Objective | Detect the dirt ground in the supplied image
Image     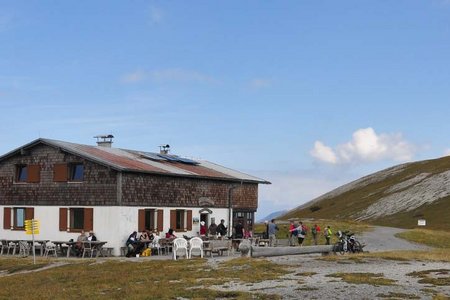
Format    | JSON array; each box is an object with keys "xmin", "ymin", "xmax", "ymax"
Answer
[{"xmin": 207, "ymin": 226, "xmax": 450, "ymax": 299}]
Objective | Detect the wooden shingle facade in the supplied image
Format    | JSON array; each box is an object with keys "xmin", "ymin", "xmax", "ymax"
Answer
[{"xmin": 0, "ymin": 138, "xmax": 269, "ymax": 255}]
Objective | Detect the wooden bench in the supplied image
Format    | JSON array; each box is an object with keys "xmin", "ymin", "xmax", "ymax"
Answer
[
  {"xmin": 100, "ymin": 247, "xmax": 114, "ymax": 257},
  {"xmin": 204, "ymin": 240, "xmax": 231, "ymax": 257}
]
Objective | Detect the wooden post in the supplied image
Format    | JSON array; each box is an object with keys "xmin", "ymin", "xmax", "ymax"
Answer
[{"xmin": 250, "ymin": 245, "xmax": 334, "ymax": 258}]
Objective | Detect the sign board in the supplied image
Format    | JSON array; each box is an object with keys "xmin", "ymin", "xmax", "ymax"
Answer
[
  {"xmin": 418, "ymin": 219, "xmax": 426, "ymax": 226},
  {"xmin": 25, "ymin": 219, "xmax": 40, "ymax": 235}
]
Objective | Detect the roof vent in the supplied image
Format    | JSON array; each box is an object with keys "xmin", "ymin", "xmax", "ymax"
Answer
[
  {"xmin": 94, "ymin": 134, "xmax": 114, "ymax": 148},
  {"xmin": 159, "ymin": 144, "xmax": 170, "ymax": 154}
]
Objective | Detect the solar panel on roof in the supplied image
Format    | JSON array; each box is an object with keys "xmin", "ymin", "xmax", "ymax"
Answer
[
  {"xmin": 157, "ymin": 154, "xmax": 198, "ymax": 165},
  {"xmin": 175, "ymin": 157, "xmax": 198, "ymax": 165},
  {"xmin": 140, "ymin": 152, "xmax": 165, "ymax": 161}
]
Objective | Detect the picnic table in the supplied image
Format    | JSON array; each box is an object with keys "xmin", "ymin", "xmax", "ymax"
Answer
[
  {"xmin": 52, "ymin": 240, "xmax": 77, "ymax": 257},
  {"xmin": 81, "ymin": 241, "xmax": 107, "ymax": 258}
]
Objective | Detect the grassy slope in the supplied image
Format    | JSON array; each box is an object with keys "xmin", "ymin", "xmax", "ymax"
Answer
[{"xmin": 281, "ymin": 156, "xmax": 450, "ymax": 230}]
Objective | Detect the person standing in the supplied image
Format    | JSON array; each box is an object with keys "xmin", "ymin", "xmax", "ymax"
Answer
[
  {"xmin": 264, "ymin": 220, "xmax": 269, "ymax": 239},
  {"xmin": 288, "ymin": 220, "xmax": 297, "ymax": 246},
  {"xmin": 234, "ymin": 220, "xmax": 244, "ymax": 239},
  {"xmin": 268, "ymin": 219, "xmax": 279, "ymax": 247},
  {"xmin": 208, "ymin": 219, "xmax": 218, "ymax": 237},
  {"xmin": 216, "ymin": 219, "xmax": 227, "ymax": 238},
  {"xmin": 324, "ymin": 226, "xmax": 332, "ymax": 245},
  {"xmin": 200, "ymin": 221, "xmax": 207, "ymax": 236},
  {"xmin": 297, "ymin": 222, "xmax": 306, "ymax": 246},
  {"xmin": 312, "ymin": 224, "xmax": 321, "ymax": 245}
]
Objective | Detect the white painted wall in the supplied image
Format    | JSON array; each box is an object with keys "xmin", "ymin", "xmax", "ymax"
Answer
[{"xmin": 0, "ymin": 206, "xmax": 231, "ymax": 256}]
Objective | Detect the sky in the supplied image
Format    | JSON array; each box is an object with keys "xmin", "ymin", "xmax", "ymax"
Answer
[{"xmin": 1, "ymin": 1, "xmax": 450, "ymax": 219}]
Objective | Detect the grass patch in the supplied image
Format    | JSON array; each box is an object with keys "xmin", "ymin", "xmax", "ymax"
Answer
[
  {"xmin": 218, "ymin": 257, "xmax": 289, "ymax": 283},
  {"xmin": 0, "ymin": 257, "xmax": 51, "ymax": 274},
  {"xmin": 407, "ymin": 269, "xmax": 450, "ymax": 286},
  {"xmin": 395, "ymin": 229, "xmax": 450, "ymax": 249},
  {"xmin": 319, "ymin": 249, "xmax": 450, "ymax": 263},
  {"xmin": 433, "ymin": 294, "xmax": 450, "ymax": 300},
  {"xmin": 326, "ymin": 272, "xmax": 396, "ymax": 286},
  {"xmin": 376, "ymin": 292, "xmax": 420, "ymax": 299},
  {"xmin": 294, "ymin": 272, "xmax": 317, "ymax": 277},
  {"xmin": 0, "ymin": 258, "xmax": 286, "ymax": 299},
  {"xmin": 364, "ymin": 249, "xmax": 450, "ymax": 262}
]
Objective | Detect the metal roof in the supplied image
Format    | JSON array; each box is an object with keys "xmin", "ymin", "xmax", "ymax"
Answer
[{"xmin": 0, "ymin": 138, "xmax": 270, "ymax": 184}]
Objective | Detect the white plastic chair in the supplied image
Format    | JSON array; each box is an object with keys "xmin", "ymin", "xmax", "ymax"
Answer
[
  {"xmin": 44, "ymin": 242, "xmax": 57, "ymax": 258},
  {"xmin": 151, "ymin": 236, "xmax": 162, "ymax": 255},
  {"xmin": 8, "ymin": 241, "xmax": 17, "ymax": 255},
  {"xmin": 18, "ymin": 241, "xmax": 30, "ymax": 257},
  {"xmin": 0, "ymin": 240, "xmax": 8, "ymax": 255},
  {"xmin": 188, "ymin": 237, "xmax": 203, "ymax": 259},
  {"xmin": 172, "ymin": 237, "xmax": 188, "ymax": 260}
]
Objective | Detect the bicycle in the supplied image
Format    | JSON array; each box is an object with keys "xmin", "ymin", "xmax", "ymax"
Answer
[{"xmin": 333, "ymin": 230, "xmax": 364, "ymax": 254}]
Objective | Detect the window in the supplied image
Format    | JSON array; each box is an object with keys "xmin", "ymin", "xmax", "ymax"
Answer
[
  {"xmin": 59, "ymin": 207, "xmax": 93, "ymax": 232},
  {"xmin": 16, "ymin": 165, "xmax": 28, "ymax": 182},
  {"xmin": 70, "ymin": 208, "xmax": 84, "ymax": 230},
  {"xmin": 15, "ymin": 164, "xmax": 40, "ymax": 183},
  {"xmin": 233, "ymin": 211, "xmax": 255, "ymax": 231},
  {"xmin": 138, "ymin": 209, "xmax": 164, "ymax": 232},
  {"xmin": 3, "ymin": 207, "xmax": 34, "ymax": 230},
  {"xmin": 69, "ymin": 163, "xmax": 84, "ymax": 181},
  {"xmin": 170, "ymin": 209, "xmax": 192, "ymax": 232},
  {"xmin": 14, "ymin": 208, "xmax": 25, "ymax": 229},
  {"xmin": 176, "ymin": 210, "xmax": 184, "ymax": 230}
]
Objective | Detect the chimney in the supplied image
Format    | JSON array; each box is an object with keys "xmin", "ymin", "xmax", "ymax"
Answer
[
  {"xmin": 94, "ymin": 135, "xmax": 114, "ymax": 148},
  {"xmin": 159, "ymin": 144, "xmax": 170, "ymax": 155}
]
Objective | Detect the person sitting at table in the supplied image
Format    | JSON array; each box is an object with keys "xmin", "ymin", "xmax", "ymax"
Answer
[
  {"xmin": 165, "ymin": 228, "xmax": 176, "ymax": 239},
  {"xmin": 75, "ymin": 230, "xmax": 87, "ymax": 256},
  {"xmin": 87, "ymin": 231, "xmax": 97, "ymax": 241},
  {"xmin": 126, "ymin": 231, "xmax": 139, "ymax": 257},
  {"xmin": 139, "ymin": 230, "xmax": 150, "ymax": 241}
]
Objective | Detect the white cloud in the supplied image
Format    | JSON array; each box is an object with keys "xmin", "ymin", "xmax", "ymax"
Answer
[
  {"xmin": 311, "ymin": 127, "xmax": 415, "ymax": 165},
  {"xmin": 120, "ymin": 68, "xmax": 216, "ymax": 84},
  {"xmin": 444, "ymin": 149, "xmax": 450, "ymax": 156},
  {"xmin": 249, "ymin": 78, "xmax": 272, "ymax": 89},
  {"xmin": 310, "ymin": 141, "xmax": 338, "ymax": 164}
]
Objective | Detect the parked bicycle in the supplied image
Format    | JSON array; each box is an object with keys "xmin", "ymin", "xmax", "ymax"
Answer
[{"xmin": 333, "ymin": 230, "xmax": 364, "ymax": 254}]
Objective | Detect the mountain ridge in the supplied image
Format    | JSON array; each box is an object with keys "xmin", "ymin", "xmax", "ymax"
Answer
[{"xmin": 280, "ymin": 155, "xmax": 450, "ymax": 230}]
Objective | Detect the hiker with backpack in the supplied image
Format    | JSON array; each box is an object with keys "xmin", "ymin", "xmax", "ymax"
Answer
[
  {"xmin": 311, "ymin": 224, "xmax": 321, "ymax": 245},
  {"xmin": 324, "ymin": 225, "xmax": 332, "ymax": 245},
  {"xmin": 297, "ymin": 222, "xmax": 308, "ymax": 246}
]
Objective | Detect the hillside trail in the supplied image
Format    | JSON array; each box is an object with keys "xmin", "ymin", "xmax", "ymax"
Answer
[{"xmin": 358, "ymin": 226, "xmax": 431, "ymax": 252}]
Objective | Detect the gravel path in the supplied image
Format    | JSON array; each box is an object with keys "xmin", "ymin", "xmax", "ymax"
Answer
[
  {"xmin": 209, "ymin": 226, "xmax": 449, "ymax": 299},
  {"xmin": 358, "ymin": 226, "xmax": 431, "ymax": 252}
]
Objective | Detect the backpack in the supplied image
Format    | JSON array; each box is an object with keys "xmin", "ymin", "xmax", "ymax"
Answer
[
  {"xmin": 311, "ymin": 227, "xmax": 317, "ymax": 235},
  {"xmin": 301, "ymin": 225, "xmax": 307, "ymax": 235},
  {"xmin": 141, "ymin": 248, "xmax": 151, "ymax": 257}
]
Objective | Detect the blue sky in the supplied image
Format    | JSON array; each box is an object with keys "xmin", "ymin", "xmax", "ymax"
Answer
[{"xmin": 1, "ymin": 1, "xmax": 450, "ymax": 218}]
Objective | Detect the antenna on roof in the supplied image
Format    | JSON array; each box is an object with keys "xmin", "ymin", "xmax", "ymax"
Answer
[
  {"xmin": 94, "ymin": 134, "xmax": 114, "ymax": 148},
  {"xmin": 159, "ymin": 144, "xmax": 170, "ymax": 155}
]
